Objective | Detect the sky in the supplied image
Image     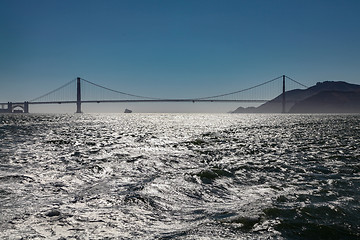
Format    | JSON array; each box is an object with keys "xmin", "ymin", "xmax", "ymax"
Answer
[{"xmin": 1, "ymin": 0, "xmax": 360, "ymax": 113}]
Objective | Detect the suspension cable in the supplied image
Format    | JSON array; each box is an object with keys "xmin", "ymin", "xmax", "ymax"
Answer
[
  {"xmin": 285, "ymin": 75, "xmax": 308, "ymax": 88},
  {"xmin": 193, "ymin": 76, "xmax": 283, "ymax": 100},
  {"xmin": 80, "ymin": 78, "xmax": 163, "ymax": 100},
  {"xmin": 30, "ymin": 78, "xmax": 76, "ymax": 102},
  {"xmin": 28, "ymin": 75, "xmax": 308, "ymax": 103}
]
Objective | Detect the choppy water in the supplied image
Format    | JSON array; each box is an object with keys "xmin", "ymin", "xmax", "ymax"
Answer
[{"xmin": 0, "ymin": 113, "xmax": 359, "ymax": 239}]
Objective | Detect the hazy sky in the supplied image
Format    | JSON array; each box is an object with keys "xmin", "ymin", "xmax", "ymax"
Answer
[{"xmin": 1, "ymin": 0, "xmax": 360, "ymax": 112}]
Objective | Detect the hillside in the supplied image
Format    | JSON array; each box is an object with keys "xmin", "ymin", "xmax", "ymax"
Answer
[
  {"xmin": 289, "ymin": 90, "xmax": 360, "ymax": 113},
  {"xmin": 232, "ymin": 81, "xmax": 360, "ymax": 113}
]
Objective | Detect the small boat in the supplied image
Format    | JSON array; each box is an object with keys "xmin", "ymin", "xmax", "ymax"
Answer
[{"xmin": 124, "ymin": 108, "xmax": 132, "ymax": 113}]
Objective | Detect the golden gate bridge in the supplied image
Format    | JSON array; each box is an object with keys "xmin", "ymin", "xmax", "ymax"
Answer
[{"xmin": 0, "ymin": 75, "xmax": 307, "ymax": 113}]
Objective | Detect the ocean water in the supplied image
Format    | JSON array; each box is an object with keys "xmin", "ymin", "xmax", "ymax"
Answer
[{"xmin": 0, "ymin": 113, "xmax": 359, "ymax": 240}]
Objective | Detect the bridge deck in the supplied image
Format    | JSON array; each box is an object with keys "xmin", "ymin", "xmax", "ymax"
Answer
[{"xmin": 1, "ymin": 99, "xmax": 270, "ymax": 105}]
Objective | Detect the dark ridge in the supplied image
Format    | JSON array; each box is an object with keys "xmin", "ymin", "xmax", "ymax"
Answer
[
  {"xmin": 290, "ymin": 90, "xmax": 360, "ymax": 113},
  {"xmin": 232, "ymin": 81, "xmax": 360, "ymax": 113}
]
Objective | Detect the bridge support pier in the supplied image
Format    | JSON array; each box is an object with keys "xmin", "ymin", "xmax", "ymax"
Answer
[
  {"xmin": 76, "ymin": 77, "xmax": 82, "ymax": 113},
  {"xmin": 282, "ymin": 75, "xmax": 286, "ymax": 113}
]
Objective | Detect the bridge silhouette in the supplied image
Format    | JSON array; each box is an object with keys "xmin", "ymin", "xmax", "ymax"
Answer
[{"xmin": 0, "ymin": 75, "xmax": 307, "ymax": 113}]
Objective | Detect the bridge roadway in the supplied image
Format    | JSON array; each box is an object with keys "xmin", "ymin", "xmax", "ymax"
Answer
[
  {"xmin": 1, "ymin": 75, "xmax": 302, "ymax": 112},
  {"xmin": 1, "ymin": 99, "xmax": 269, "ymax": 105}
]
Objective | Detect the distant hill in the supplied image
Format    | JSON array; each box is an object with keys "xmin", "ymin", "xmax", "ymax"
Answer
[
  {"xmin": 232, "ymin": 81, "xmax": 360, "ymax": 113},
  {"xmin": 289, "ymin": 90, "xmax": 360, "ymax": 113}
]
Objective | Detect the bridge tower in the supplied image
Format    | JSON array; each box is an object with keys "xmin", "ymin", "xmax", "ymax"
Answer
[
  {"xmin": 282, "ymin": 75, "xmax": 286, "ymax": 113},
  {"xmin": 24, "ymin": 101, "xmax": 29, "ymax": 113},
  {"xmin": 76, "ymin": 77, "xmax": 82, "ymax": 113},
  {"xmin": 7, "ymin": 102, "xmax": 12, "ymax": 113}
]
